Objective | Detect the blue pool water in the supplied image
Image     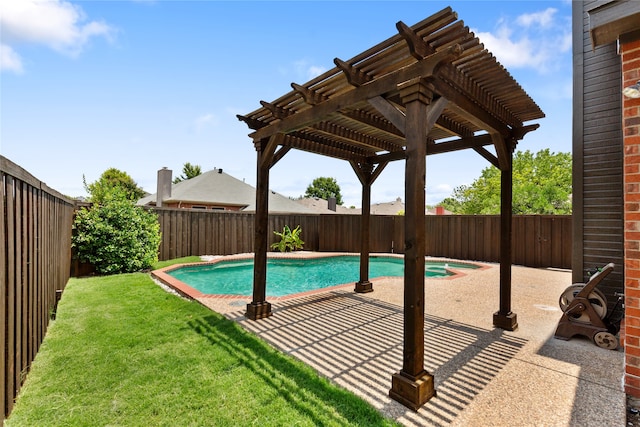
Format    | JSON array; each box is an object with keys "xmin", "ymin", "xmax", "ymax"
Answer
[{"xmin": 167, "ymin": 256, "xmax": 478, "ymax": 297}]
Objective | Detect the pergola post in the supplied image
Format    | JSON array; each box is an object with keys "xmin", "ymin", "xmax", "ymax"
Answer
[
  {"xmin": 246, "ymin": 136, "xmax": 278, "ymax": 320},
  {"xmin": 356, "ymin": 163, "xmax": 374, "ymax": 293},
  {"xmin": 389, "ymin": 78, "xmax": 436, "ymax": 410},
  {"xmin": 493, "ymin": 141, "xmax": 518, "ymax": 330}
]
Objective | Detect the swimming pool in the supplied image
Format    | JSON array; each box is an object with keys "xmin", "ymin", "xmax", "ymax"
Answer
[{"xmin": 163, "ymin": 255, "xmax": 478, "ymax": 298}]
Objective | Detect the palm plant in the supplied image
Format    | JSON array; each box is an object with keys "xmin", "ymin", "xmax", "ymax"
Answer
[{"xmin": 271, "ymin": 225, "xmax": 304, "ymax": 252}]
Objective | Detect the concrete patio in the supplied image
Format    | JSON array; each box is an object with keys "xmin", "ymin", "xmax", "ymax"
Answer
[{"xmin": 198, "ymin": 260, "xmax": 625, "ymax": 426}]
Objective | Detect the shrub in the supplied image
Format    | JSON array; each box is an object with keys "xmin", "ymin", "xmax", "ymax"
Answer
[{"xmin": 72, "ymin": 188, "xmax": 161, "ymax": 274}]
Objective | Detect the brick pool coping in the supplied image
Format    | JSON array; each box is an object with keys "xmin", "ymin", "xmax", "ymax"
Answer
[{"xmin": 150, "ymin": 252, "xmax": 487, "ymax": 302}]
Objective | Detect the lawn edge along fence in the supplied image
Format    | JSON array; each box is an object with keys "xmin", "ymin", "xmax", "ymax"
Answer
[{"xmin": 1, "ymin": 156, "xmax": 74, "ymax": 419}]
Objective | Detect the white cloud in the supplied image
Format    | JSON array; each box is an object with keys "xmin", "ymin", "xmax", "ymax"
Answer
[
  {"xmin": 430, "ymin": 183, "xmax": 454, "ymax": 194},
  {"xmin": 559, "ymin": 31, "xmax": 572, "ymax": 53},
  {"xmin": 516, "ymin": 8, "xmax": 557, "ymax": 28},
  {"xmin": 0, "ymin": 44, "xmax": 23, "ymax": 74},
  {"xmin": 289, "ymin": 59, "xmax": 327, "ymax": 81},
  {"xmin": 476, "ymin": 28, "xmax": 548, "ymax": 69},
  {"xmin": 307, "ymin": 65, "xmax": 327, "ymax": 80},
  {"xmin": 0, "ymin": 0, "xmax": 115, "ymax": 72},
  {"xmin": 193, "ymin": 113, "xmax": 218, "ymax": 132},
  {"xmin": 426, "ymin": 183, "xmax": 455, "ymax": 205},
  {"xmin": 473, "ymin": 7, "xmax": 570, "ymax": 73}
]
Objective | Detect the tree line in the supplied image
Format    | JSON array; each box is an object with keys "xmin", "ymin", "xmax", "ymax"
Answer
[{"xmin": 302, "ymin": 149, "xmax": 571, "ymax": 215}]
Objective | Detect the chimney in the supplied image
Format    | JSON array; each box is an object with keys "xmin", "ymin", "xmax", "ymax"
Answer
[
  {"xmin": 157, "ymin": 167, "xmax": 172, "ymax": 207},
  {"xmin": 328, "ymin": 196, "xmax": 337, "ymax": 212},
  {"xmin": 435, "ymin": 206, "xmax": 445, "ymax": 215}
]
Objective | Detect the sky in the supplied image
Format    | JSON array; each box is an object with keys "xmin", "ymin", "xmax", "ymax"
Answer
[{"xmin": 1, "ymin": 0, "xmax": 573, "ymax": 208}]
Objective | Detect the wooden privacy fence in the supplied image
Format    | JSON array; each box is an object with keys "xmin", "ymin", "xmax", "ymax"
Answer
[
  {"xmin": 1, "ymin": 156, "xmax": 74, "ymax": 419},
  {"xmin": 154, "ymin": 208, "xmax": 572, "ymax": 269}
]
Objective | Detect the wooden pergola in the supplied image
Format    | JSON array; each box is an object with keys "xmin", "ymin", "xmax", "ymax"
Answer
[{"xmin": 238, "ymin": 7, "xmax": 544, "ymax": 411}]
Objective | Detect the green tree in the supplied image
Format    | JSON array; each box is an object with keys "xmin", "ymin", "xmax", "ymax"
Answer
[
  {"xmin": 439, "ymin": 149, "xmax": 572, "ymax": 215},
  {"xmin": 72, "ymin": 187, "xmax": 161, "ymax": 274},
  {"xmin": 173, "ymin": 162, "xmax": 202, "ymax": 183},
  {"xmin": 304, "ymin": 177, "xmax": 344, "ymax": 205},
  {"xmin": 84, "ymin": 168, "xmax": 146, "ymax": 203}
]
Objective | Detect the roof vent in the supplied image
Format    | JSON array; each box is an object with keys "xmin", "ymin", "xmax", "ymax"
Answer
[{"xmin": 218, "ymin": 168, "xmax": 223, "ymax": 174}]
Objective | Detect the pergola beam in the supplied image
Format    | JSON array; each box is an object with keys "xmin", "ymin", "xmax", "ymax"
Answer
[
  {"xmin": 430, "ymin": 83, "xmax": 511, "ymax": 139},
  {"xmin": 334, "ymin": 57, "xmax": 373, "ymax": 86},
  {"xmin": 270, "ymin": 145, "xmax": 291, "ymax": 168},
  {"xmin": 397, "ymin": 17, "xmax": 522, "ymax": 138},
  {"xmin": 284, "ymin": 133, "xmax": 372, "ymax": 162},
  {"xmin": 367, "ymin": 96, "xmax": 407, "ymax": 133},
  {"xmin": 249, "ymin": 44, "xmax": 463, "ymax": 141},
  {"xmin": 260, "ymin": 100, "xmax": 294, "ymax": 120},
  {"xmin": 342, "ymin": 108, "xmax": 405, "ymax": 138},
  {"xmin": 429, "ymin": 134, "xmax": 492, "ymax": 154},
  {"xmin": 291, "ymin": 82, "xmax": 328, "ymax": 105},
  {"xmin": 436, "ymin": 115, "xmax": 474, "ymax": 138},
  {"xmin": 367, "ymin": 150, "xmax": 406, "ymax": 164},
  {"xmin": 311, "ymin": 120, "xmax": 403, "ymax": 152},
  {"xmin": 473, "ymin": 146, "xmax": 499, "ymax": 168},
  {"xmin": 397, "ymin": 20, "xmax": 432, "ymax": 60}
]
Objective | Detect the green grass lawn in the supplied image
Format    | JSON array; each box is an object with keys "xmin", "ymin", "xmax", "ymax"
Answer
[{"xmin": 6, "ymin": 258, "xmax": 399, "ymax": 426}]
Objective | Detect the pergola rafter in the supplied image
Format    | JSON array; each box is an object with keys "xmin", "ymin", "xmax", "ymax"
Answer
[
  {"xmin": 284, "ymin": 132, "xmax": 373, "ymax": 162},
  {"xmin": 238, "ymin": 6, "xmax": 544, "ymax": 411},
  {"xmin": 310, "ymin": 120, "xmax": 402, "ymax": 153},
  {"xmin": 340, "ymin": 108, "xmax": 405, "ymax": 140}
]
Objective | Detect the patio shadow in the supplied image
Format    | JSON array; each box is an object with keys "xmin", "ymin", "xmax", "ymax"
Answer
[
  {"xmin": 188, "ymin": 313, "xmax": 395, "ymax": 426},
  {"xmin": 229, "ymin": 291, "xmax": 528, "ymax": 426}
]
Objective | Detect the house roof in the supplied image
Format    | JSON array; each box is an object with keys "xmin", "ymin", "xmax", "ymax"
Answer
[
  {"xmin": 137, "ymin": 168, "xmax": 316, "ymax": 214},
  {"xmin": 242, "ymin": 194, "xmax": 318, "ymax": 214},
  {"xmin": 588, "ymin": 0, "xmax": 640, "ymax": 47},
  {"xmin": 294, "ymin": 197, "xmax": 358, "ymax": 214},
  {"xmin": 304, "ymin": 197, "xmax": 451, "ymax": 215},
  {"xmin": 368, "ymin": 198, "xmax": 406, "ymax": 215}
]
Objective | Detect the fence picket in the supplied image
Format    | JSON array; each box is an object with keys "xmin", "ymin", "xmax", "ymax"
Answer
[
  {"xmin": 1, "ymin": 156, "xmax": 73, "ymax": 420},
  {"xmin": 149, "ymin": 209, "xmax": 571, "ymax": 269}
]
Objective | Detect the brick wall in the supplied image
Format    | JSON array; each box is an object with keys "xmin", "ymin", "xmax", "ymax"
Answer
[{"xmin": 623, "ymin": 37, "xmax": 640, "ymax": 398}]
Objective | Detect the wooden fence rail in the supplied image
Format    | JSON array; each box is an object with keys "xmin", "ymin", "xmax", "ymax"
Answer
[
  {"xmin": 1, "ymin": 156, "xmax": 74, "ymax": 419},
  {"xmin": 153, "ymin": 208, "xmax": 572, "ymax": 269}
]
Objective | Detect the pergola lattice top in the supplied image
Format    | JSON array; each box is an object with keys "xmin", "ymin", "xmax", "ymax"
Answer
[{"xmin": 238, "ymin": 7, "xmax": 545, "ymax": 166}]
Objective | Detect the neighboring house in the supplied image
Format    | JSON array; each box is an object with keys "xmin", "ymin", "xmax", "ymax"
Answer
[
  {"xmin": 367, "ymin": 197, "xmax": 406, "ymax": 215},
  {"xmin": 295, "ymin": 197, "xmax": 358, "ymax": 214},
  {"xmin": 139, "ymin": 167, "xmax": 453, "ymax": 216},
  {"xmin": 296, "ymin": 196, "xmax": 450, "ymax": 215},
  {"xmin": 137, "ymin": 167, "xmax": 316, "ymax": 214}
]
